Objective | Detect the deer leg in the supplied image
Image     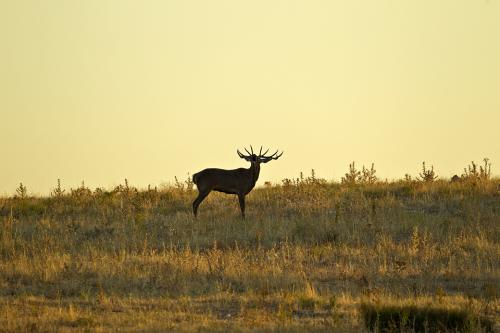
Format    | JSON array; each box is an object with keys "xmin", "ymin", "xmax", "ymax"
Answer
[
  {"xmin": 238, "ymin": 194, "xmax": 246, "ymax": 219},
  {"xmin": 193, "ymin": 190, "xmax": 210, "ymax": 217}
]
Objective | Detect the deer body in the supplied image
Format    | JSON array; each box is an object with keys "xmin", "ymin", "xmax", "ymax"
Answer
[
  {"xmin": 194, "ymin": 164, "xmax": 260, "ymax": 195},
  {"xmin": 192, "ymin": 146, "xmax": 281, "ymax": 218}
]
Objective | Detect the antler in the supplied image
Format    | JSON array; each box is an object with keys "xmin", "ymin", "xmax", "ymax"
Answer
[
  {"xmin": 259, "ymin": 148, "xmax": 284, "ymax": 163},
  {"xmin": 238, "ymin": 147, "xmax": 253, "ymax": 161},
  {"xmin": 237, "ymin": 146, "xmax": 283, "ymax": 163},
  {"xmin": 260, "ymin": 146, "xmax": 269, "ymax": 157}
]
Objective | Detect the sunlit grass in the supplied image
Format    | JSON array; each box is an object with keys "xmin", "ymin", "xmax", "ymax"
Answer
[{"xmin": 0, "ymin": 173, "xmax": 499, "ymax": 332}]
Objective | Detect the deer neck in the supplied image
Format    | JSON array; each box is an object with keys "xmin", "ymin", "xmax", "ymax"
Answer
[{"xmin": 249, "ymin": 162, "xmax": 261, "ymax": 186}]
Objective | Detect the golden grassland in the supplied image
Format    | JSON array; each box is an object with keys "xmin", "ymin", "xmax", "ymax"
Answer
[{"xmin": 0, "ymin": 174, "xmax": 499, "ymax": 332}]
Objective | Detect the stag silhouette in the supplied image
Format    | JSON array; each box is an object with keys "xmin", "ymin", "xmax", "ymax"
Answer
[{"xmin": 192, "ymin": 146, "xmax": 283, "ymax": 218}]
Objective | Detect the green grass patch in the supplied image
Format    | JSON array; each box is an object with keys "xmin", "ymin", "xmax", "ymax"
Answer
[{"xmin": 361, "ymin": 303, "xmax": 494, "ymax": 332}]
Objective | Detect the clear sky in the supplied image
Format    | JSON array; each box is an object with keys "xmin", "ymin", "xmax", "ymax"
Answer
[{"xmin": 1, "ymin": 0, "xmax": 499, "ymax": 195}]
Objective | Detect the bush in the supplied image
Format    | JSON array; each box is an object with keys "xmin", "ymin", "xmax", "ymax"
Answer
[
  {"xmin": 462, "ymin": 158, "xmax": 491, "ymax": 183},
  {"xmin": 341, "ymin": 162, "xmax": 378, "ymax": 185},
  {"xmin": 418, "ymin": 162, "xmax": 438, "ymax": 183}
]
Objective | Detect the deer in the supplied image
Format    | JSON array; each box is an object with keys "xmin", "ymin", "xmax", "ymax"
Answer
[{"xmin": 192, "ymin": 146, "xmax": 283, "ymax": 218}]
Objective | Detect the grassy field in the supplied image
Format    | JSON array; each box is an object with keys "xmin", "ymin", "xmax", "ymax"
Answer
[{"xmin": 0, "ymin": 171, "xmax": 499, "ymax": 332}]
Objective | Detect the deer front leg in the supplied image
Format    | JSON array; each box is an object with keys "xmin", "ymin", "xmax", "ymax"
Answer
[{"xmin": 237, "ymin": 194, "xmax": 246, "ymax": 219}]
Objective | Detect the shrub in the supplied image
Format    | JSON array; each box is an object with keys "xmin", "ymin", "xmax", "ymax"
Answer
[
  {"xmin": 462, "ymin": 158, "xmax": 491, "ymax": 183},
  {"xmin": 361, "ymin": 163, "xmax": 378, "ymax": 184},
  {"xmin": 50, "ymin": 179, "xmax": 66, "ymax": 198},
  {"xmin": 341, "ymin": 162, "xmax": 377, "ymax": 185},
  {"xmin": 418, "ymin": 162, "xmax": 438, "ymax": 182},
  {"xmin": 342, "ymin": 162, "xmax": 361, "ymax": 185},
  {"xmin": 15, "ymin": 182, "xmax": 28, "ymax": 199}
]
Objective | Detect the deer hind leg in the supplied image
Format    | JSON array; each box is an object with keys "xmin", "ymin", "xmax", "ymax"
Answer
[
  {"xmin": 238, "ymin": 194, "xmax": 246, "ymax": 219},
  {"xmin": 193, "ymin": 190, "xmax": 210, "ymax": 217}
]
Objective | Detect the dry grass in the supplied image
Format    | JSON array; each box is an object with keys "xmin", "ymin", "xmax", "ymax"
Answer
[{"xmin": 0, "ymin": 177, "xmax": 499, "ymax": 332}]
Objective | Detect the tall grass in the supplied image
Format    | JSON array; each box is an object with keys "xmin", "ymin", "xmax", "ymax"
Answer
[{"xmin": 0, "ymin": 173, "xmax": 499, "ymax": 332}]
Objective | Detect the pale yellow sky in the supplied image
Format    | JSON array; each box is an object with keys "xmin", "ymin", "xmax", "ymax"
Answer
[{"xmin": 1, "ymin": 0, "xmax": 499, "ymax": 194}]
